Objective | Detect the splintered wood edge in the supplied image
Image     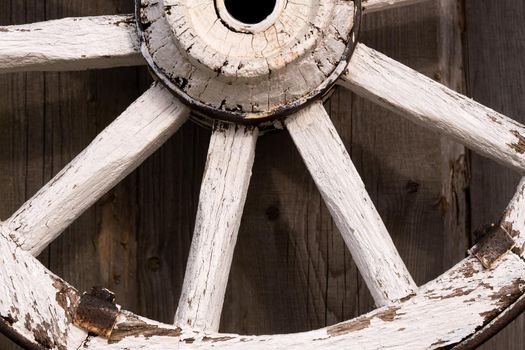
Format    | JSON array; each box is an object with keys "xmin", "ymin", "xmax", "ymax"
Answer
[{"xmin": 362, "ymin": 0, "xmax": 432, "ymax": 13}]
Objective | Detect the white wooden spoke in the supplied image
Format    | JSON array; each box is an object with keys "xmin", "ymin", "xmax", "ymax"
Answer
[
  {"xmin": 285, "ymin": 101, "xmax": 417, "ymax": 306},
  {"xmin": 339, "ymin": 44, "xmax": 525, "ymax": 175},
  {"xmin": 0, "ymin": 15, "xmax": 143, "ymax": 73},
  {"xmin": 363, "ymin": 0, "xmax": 430, "ymax": 13},
  {"xmin": 174, "ymin": 123, "xmax": 258, "ymax": 332},
  {"xmin": 84, "ymin": 254, "xmax": 525, "ymax": 349},
  {"xmin": 0, "ymin": 227, "xmax": 88, "ymax": 349},
  {"xmin": 4, "ymin": 83, "xmax": 190, "ymax": 257}
]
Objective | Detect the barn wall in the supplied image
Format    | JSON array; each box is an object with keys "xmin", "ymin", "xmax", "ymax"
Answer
[
  {"xmin": 465, "ymin": 1, "xmax": 525, "ymax": 349},
  {"xmin": 0, "ymin": 0, "xmax": 522, "ymax": 349}
]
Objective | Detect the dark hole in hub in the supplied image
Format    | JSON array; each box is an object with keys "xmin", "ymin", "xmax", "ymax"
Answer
[{"xmin": 224, "ymin": 0, "xmax": 277, "ymax": 25}]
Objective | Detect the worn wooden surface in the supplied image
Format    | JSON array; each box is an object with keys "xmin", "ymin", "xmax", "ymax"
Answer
[{"xmin": 0, "ymin": 1, "xmax": 521, "ymax": 349}]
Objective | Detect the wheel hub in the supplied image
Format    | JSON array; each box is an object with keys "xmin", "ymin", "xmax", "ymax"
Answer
[{"xmin": 136, "ymin": 0, "xmax": 361, "ymax": 124}]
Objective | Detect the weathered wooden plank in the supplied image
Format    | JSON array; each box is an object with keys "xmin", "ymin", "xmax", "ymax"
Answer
[
  {"xmin": 221, "ymin": 109, "xmax": 359, "ymax": 334},
  {"xmin": 346, "ymin": 0, "xmax": 458, "ymax": 315},
  {"xmin": 286, "ymin": 101, "xmax": 417, "ymax": 306},
  {"xmin": 437, "ymin": 0, "xmax": 470, "ymax": 271},
  {"xmin": 0, "ymin": 15, "xmax": 143, "ymax": 73},
  {"xmin": 4, "ymin": 83, "xmax": 189, "ymax": 256},
  {"xmin": 135, "ymin": 122, "xmax": 209, "ymax": 325},
  {"xmin": 339, "ymin": 43, "xmax": 525, "ymax": 175},
  {"xmin": 465, "ymin": 1, "xmax": 525, "ymax": 348},
  {"xmin": 174, "ymin": 123, "xmax": 258, "ymax": 332}
]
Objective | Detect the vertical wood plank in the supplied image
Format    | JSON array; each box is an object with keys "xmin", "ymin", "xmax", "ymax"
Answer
[
  {"xmin": 437, "ymin": 0, "xmax": 470, "ymax": 273},
  {"xmin": 466, "ymin": 1, "xmax": 525, "ymax": 349}
]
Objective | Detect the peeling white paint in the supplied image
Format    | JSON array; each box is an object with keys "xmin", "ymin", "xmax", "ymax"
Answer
[
  {"xmin": 340, "ymin": 44, "xmax": 525, "ymax": 175},
  {"xmin": 286, "ymin": 102, "xmax": 417, "ymax": 306},
  {"xmin": 175, "ymin": 123, "xmax": 258, "ymax": 332},
  {"xmin": 0, "ymin": 15, "xmax": 144, "ymax": 73},
  {"xmin": 6, "ymin": 83, "xmax": 190, "ymax": 256}
]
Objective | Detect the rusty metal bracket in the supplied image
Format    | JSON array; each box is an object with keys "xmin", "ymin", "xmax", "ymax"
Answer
[
  {"xmin": 73, "ymin": 287, "xmax": 120, "ymax": 338},
  {"xmin": 469, "ymin": 224, "xmax": 516, "ymax": 269}
]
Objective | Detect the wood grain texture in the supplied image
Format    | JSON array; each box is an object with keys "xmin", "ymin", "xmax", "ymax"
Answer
[
  {"xmin": 0, "ymin": 15, "xmax": 143, "ymax": 73},
  {"xmin": 465, "ymin": 1, "xmax": 525, "ymax": 349},
  {"xmin": 175, "ymin": 123, "xmax": 258, "ymax": 332},
  {"xmin": 0, "ymin": 226, "xmax": 88, "ymax": 349},
  {"xmin": 286, "ymin": 102, "xmax": 417, "ymax": 306},
  {"xmin": 5, "ymin": 83, "xmax": 189, "ymax": 256}
]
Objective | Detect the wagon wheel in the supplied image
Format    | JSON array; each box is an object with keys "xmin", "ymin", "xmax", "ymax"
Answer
[{"xmin": 1, "ymin": 0, "xmax": 525, "ymax": 349}]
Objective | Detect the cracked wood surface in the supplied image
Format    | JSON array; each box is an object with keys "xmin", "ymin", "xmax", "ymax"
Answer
[
  {"xmin": 4, "ymin": 83, "xmax": 189, "ymax": 256},
  {"xmin": 340, "ymin": 43, "xmax": 525, "ymax": 175},
  {"xmin": 286, "ymin": 102, "xmax": 417, "ymax": 306},
  {"xmin": 174, "ymin": 123, "xmax": 258, "ymax": 332},
  {"xmin": 0, "ymin": 225, "xmax": 87, "ymax": 349},
  {"xmin": 0, "ymin": 0, "xmax": 428, "ymax": 75},
  {"xmin": 0, "ymin": 15, "xmax": 143, "ymax": 73},
  {"xmin": 140, "ymin": 0, "xmax": 356, "ymax": 120}
]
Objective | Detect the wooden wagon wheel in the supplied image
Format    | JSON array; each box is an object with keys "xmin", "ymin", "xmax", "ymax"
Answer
[{"xmin": 1, "ymin": 0, "xmax": 525, "ymax": 349}]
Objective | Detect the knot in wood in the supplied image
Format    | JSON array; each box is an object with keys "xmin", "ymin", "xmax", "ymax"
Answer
[{"xmin": 137, "ymin": 0, "xmax": 361, "ymax": 123}]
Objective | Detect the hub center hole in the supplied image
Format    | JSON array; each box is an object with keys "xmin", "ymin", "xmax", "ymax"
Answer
[{"xmin": 224, "ymin": 0, "xmax": 277, "ymax": 25}]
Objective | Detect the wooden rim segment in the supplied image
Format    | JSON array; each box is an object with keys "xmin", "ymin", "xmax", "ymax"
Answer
[
  {"xmin": 2, "ymin": 212, "xmax": 525, "ymax": 349},
  {"xmin": 3, "ymin": 0, "xmax": 525, "ymax": 349}
]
